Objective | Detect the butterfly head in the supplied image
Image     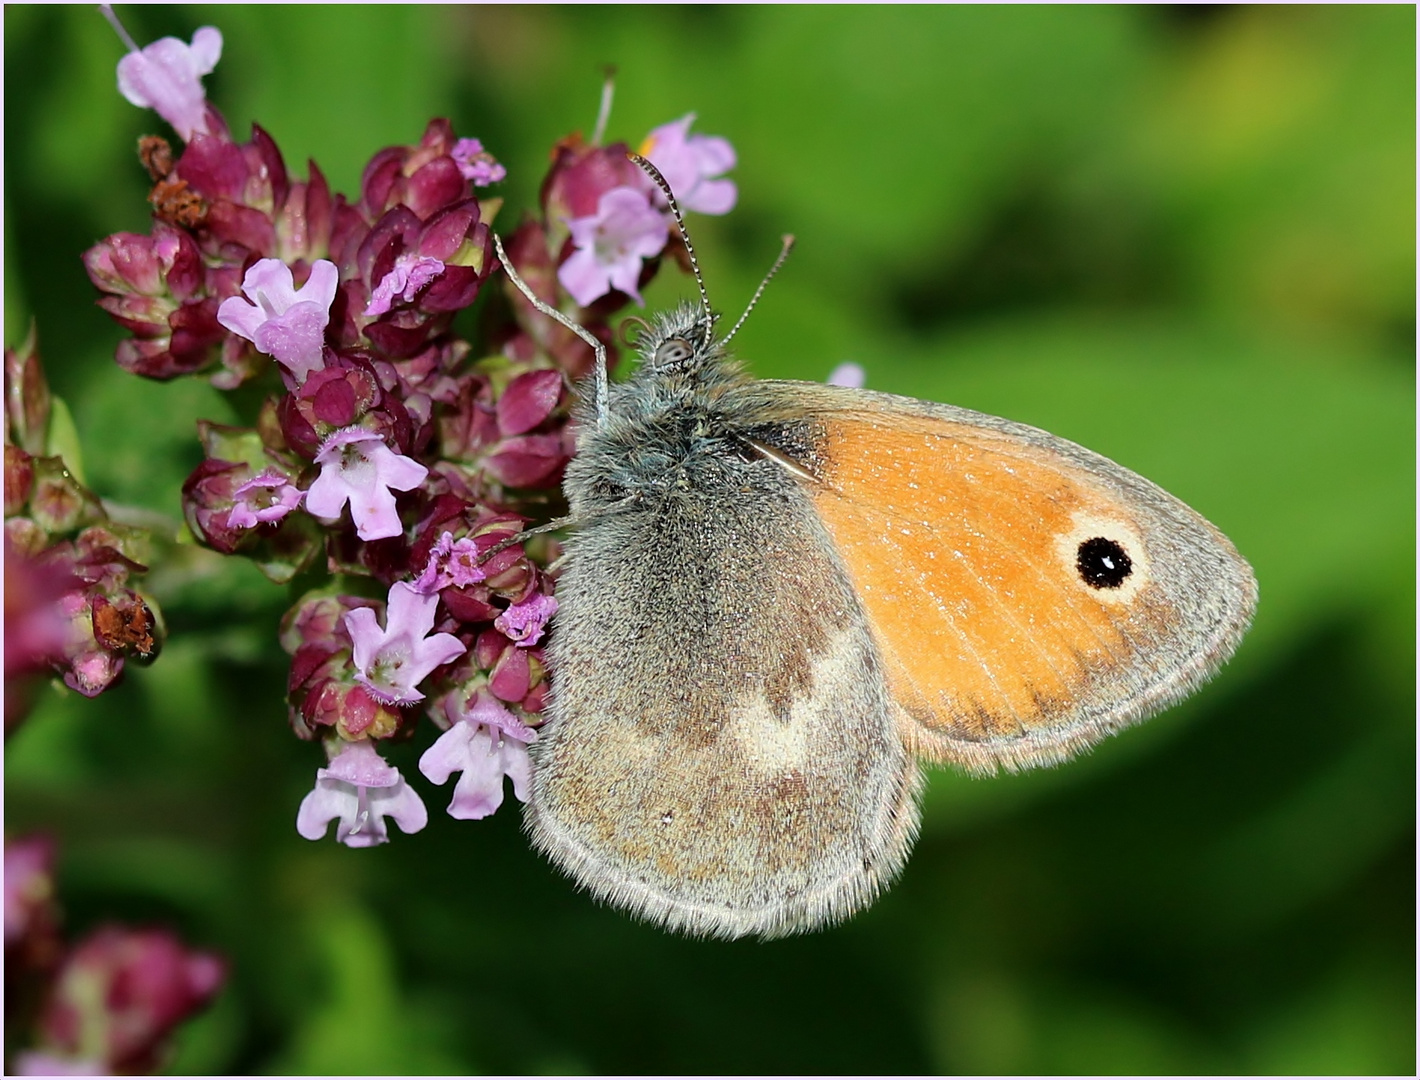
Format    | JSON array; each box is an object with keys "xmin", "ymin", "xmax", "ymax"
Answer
[{"xmin": 630, "ymin": 302, "xmax": 723, "ymax": 375}]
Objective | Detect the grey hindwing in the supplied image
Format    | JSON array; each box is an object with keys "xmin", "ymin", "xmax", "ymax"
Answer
[{"xmin": 527, "ymin": 458, "xmax": 921, "ymax": 940}]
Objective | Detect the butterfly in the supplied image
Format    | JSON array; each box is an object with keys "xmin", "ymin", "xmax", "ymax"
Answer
[{"xmin": 494, "ymin": 156, "xmax": 1257, "ymax": 940}]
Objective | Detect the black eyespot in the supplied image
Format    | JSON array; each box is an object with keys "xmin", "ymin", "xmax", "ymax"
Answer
[
  {"xmin": 653, "ymin": 338, "xmax": 694, "ymax": 367},
  {"xmin": 1077, "ymin": 536, "xmax": 1133, "ymax": 589}
]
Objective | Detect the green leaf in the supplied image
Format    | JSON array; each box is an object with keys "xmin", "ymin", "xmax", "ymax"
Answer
[{"xmin": 44, "ymin": 393, "xmax": 85, "ymax": 485}]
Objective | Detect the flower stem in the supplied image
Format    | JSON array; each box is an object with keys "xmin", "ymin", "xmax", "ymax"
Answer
[
  {"xmin": 591, "ymin": 66, "xmax": 616, "ymax": 146},
  {"xmin": 99, "ymin": 4, "xmax": 141, "ymax": 54}
]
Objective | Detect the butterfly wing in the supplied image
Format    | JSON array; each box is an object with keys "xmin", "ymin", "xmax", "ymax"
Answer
[
  {"xmin": 743, "ymin": 381, "xmax": 1258, "ymax": 774},
  {"xmin": 530, "ymin": 451, "xmax": 921, "ymax": 939}
]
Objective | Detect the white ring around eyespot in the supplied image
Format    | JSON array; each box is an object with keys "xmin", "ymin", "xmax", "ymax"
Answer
[{"xmin": 1053, "ymin": 510, "xmax": 1150, "ymax": 605}]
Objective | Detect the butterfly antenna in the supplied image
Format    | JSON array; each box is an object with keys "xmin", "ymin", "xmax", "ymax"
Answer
[
  {"xmin": 493, "ymin": 232, "xmax": 609, "ymax": 428},
  {"xmin": 629, "ymin": 152, "xmax": 715, "ymax": 340},
  {"xmin": 722, "ymin": 234, "xmax": 795, "ymax": 347}
]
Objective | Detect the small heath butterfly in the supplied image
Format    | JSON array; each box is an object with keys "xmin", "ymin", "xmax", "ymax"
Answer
[{"xmin": 496, "ymin": 156, "xmax": 1257, "ymax": 940}]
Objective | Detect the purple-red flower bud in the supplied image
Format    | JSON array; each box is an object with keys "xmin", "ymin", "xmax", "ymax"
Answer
[
  {"xmin": 6, "ymin": 445, "xmax": 35, "ymax": 517},
  {"xmin": 55, "ymin": 588, "xmax": 125, "ymax": 698},
  {"xmin": 181, "ymin": 458, "xmax": 251, "ymax": 554},
  {"xmin": 359, "ymin": 119, "xmax": 470, "ymax": 222},
  {"xmin": 305, "ymin": 679, "xmax": 403, "ymax": 742},
  {"xmin": 496, "ymin": 369, "xmax": 564, "ymax": 436},
  {"xmin": 482, "ymin": 432, "xmax": 570, "ymax": 490},
  {"xmin": 27, "ymin": 457, "xmax": 105, "ymax": 536},
  {"xmin": 5, "ymin": 329, "xmax": 52, "ymax": 455},
  {"xmin": 107, "ymin": 297, "xmax": 226, "ymax": 381},
  {"xmin": 275, "ymin": 161, "xmax": 334, "ymax": 265},
  {"xmin": 279, "ymin": 592, "xmax": 374, "ymax": 655},
  {"xmin": 26, "ymin": 924, "xmax": 224, "ymax": 1075}
]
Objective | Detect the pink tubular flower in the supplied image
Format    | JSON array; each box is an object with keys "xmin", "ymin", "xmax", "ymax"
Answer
[
  {"xmin": 639, "ymin": 114, "xmax": 737, "ymax": 215},
  {"xmin": 344, "ymin": 581, "xmax": 465, "ymax": 704},
  {"xmin": 451, "ymin": 138, "xmax": 507, "ymax": 187},
  {"xmin": 296, "ymin": 739, "xmax": 428, "ymax": 847},
  {"xmin": 305, "ymin": 427, "xmax": 428, "ymax": 542},
  {"xmin": 217, "ymin": 259, "xmax": 338, "ymax": 384},
  {"xmin": 494, "ymin": 592, "xmax": 558, "ymax": 647},
  {"xmin": 105, "ymin": 9, "xmax": 222, "ymax": 142},
  {"xmin": 827, "ymin": 362, "xmax": 866, "ymax": 388},
  {"xmin": 364, "ymin": 254, "xmax": 447, "ymax": 317},
  {"xmin": 558, "ymin": 186, "xmax": 669, "ymax": 306},
  {"xmin": 412, "ymin": 531, "xmax": 487, "ymax": 594},
  {"xmin": 227, "ymin": 469, "xmax": 302, "ymax": 528},
  {"xmin": 419, "ymin": 689, "xmax": 536, "ymax": 820}
]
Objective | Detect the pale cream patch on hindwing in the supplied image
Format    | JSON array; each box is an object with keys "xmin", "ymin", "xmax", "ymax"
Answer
[{"xmin": 731, "ymin": 627, "xmax": 864, "ymax": 774}]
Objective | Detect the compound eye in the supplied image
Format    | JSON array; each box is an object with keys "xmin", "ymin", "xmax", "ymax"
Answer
[{"xmin": 654, "ymin": 338, "xmax": 694, "ymax": 367}]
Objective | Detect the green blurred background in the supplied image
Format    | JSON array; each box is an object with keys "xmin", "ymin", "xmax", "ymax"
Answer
[{"xmin": 5, "ymin": 5, "xmax": 1414, "ymax": 1074}]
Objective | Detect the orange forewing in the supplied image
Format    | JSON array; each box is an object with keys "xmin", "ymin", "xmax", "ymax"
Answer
[{"xmin": 804, "ymin": 411, "xmax": 1178, "ymax": 771}]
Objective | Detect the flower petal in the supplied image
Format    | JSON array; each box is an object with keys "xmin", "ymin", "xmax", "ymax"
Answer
[
  {"xmin": 335, "ymin": 798, "xmax": 388, "ymax": 847},
  {"xmin": 366, "ymin": 443, "xmax": 429, "ymax": 494},
  {"xmin": 349, "ymin": 483, "xmax": 404, "ymax": 540},
  {"xmin": 690, "ymin": 133, "xmax": 736, "ymax": 177},
  {"xmin": 297, "ymin": 259, "xmax": 340, "ymax": 311},
  {"xmin": 343, "ymin": 607, "xmax": 384, "ymax": 675},
  {"xmin": 419, "ymin": 721, "xmax": 473, "ymax": 786},
  {"xmin": 557, "ymin": 247, "xmax": 614, "ymax": 308},
  {"xmin": 11, "ymin": 1051, "xmax": 107, "ymax": 1075},
  {"xmin": 115, "ymin": 29, "xmax": 220, "ymax": 140},
  {"xmin": 323, "ymin": 740, "xmax": 400, "ymax": 787},
  {"xmin": 372, "ymin": 781, "xmax": 428, "ymax": 835},
  {"xmin": 504, "ymin": 739, "xmax": 533, "ymax": 803},
  {"xmin": 494, "ymin": 593, "xmax": 558, "ymax": 647},
  {"xmin": 447, "ymin": 731, "xmax": 507, "ymax": 820},
  {"xmin": 252, "ymin": 300, "xmax": 328, "ymax": 379},
  {"xmin": 384, "ymin": 581, "xmax": 437, "ymax": 640},
  {"xmin": 295, "ymin": 778, "xmax": 354, "ymax": 840},
  {"xmin": 188, "ymin": 27, "xmax": 224, "ymax": 74},
  {"xmin": 242, "ymin": 258, "xmax": 301, "ymax": 312},
  {"xmin": 216, "ymin": 295, "xmax": 266, "ymax": 342},
  {"xmin": 349, "ymin": 582, "xmax": 467, "ymax": 702},
  {"xmin": 682, "ymin": 177, "xmax": 737, "ymax": 216},
  {"xmin": 302, "ymin": 468, "xmax": 346, "ymax": 521},
  {"xmin": 826, "ymin": 362, "xmax": 866, "ymax": 389}
]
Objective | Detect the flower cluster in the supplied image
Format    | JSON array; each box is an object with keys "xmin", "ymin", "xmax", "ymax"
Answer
[
  {"xmin": 5, "ymin": 835, "xmax": 225, "ymax": 1075},
  {"xmin": 3, "ymin": 333, "xmax": 163, "ymax": 725},
  {"xmin": 84, "ymin": 16, "xmax": 738, "ymax": 846}
]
